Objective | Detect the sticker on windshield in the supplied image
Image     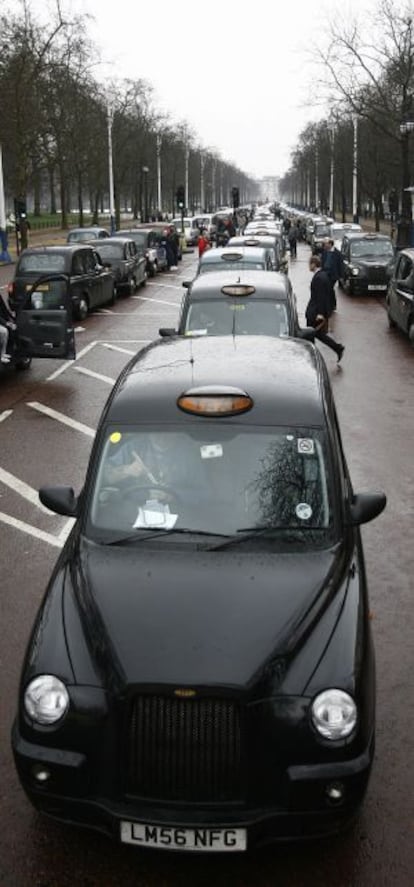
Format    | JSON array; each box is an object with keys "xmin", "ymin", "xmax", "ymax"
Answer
[
  {"xmin": 200, "ymin": 444, "xmax": 223, "ymax": 459},
  {"xmin": 110, "ymin": 432, "xmax": 122, "ymax": 444},
  {"xmin": 297, "ymin": 438, "xmax": 314, "ymax": 455},
  {"xmin": 296, "ymin": 503, "xmax": 313, "ymax": 521},
  {"xmin": 185, "ymin": 329, "xmax": 208, "ymax": 337}
]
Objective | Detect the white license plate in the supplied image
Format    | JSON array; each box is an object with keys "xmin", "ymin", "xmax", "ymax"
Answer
[
  {"xmin": 368, "ymin": 284, "xmax": 387, "ymax": 290},
  {"xmin": 120, "ymin": 820, "xmax": 247, "ymax": 851}
]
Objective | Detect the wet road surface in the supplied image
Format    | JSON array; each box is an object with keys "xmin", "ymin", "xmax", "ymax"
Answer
[{"xmin": 0, "ymin": 243, "xmax": 413, "ymax": 886}]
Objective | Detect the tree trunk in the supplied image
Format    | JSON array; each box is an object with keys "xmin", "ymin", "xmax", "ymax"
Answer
[
  {"xmin": 59, "ymin": 164, "xmax": 68, "ymax": 229},
  {"xmin": 49, "ymin": 167, "xmax": 57, "ymax": 214},
  {"xmin": 78, "ymin": 172, "xmax": 84, "ymax": 227}
]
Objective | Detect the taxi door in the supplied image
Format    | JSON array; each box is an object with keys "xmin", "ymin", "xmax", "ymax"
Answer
[{"xmin": 16, "ymin": 274, "xmax": 76, "ymax": 359}]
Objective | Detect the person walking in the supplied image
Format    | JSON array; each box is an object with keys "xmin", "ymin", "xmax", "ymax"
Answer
[
  {"xmin": 198, "ymin": 229, "xmax": 210, "ymax": 258},
  {"xmin": 321, "ymin": 238, "xmax": 343, "ymax": 312},
  {"xmin": 288, "ymin": 225, "xmax": 298, "ymax": 258},
  {"xmin": 306, "ymin": 256, "xmax": 345, "ymax": 362}
]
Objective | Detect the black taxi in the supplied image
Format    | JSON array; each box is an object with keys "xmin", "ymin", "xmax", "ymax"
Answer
[
  {"xmin": 159, "ymin": 270, "xmax": 312, "ymax": 340},
  {"xmin": 198, "ymin": 245, "xmax": 273, "ymax": 275},
  {"xmin": 339, "ymin": 233, "xmax": 395, "ymax": 295},
  {"xmin": 8, "ymin": 245, "xmax": 115, "ymax": 320},
  {"xmin": 12, "ymin": 335, "xmax": 386, "ymax": 849},
  {"xmin": 386, "ymin": 247, "xmax": 414, "ymax": 344}
]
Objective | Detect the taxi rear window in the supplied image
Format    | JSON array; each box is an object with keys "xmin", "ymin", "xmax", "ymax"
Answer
[
  {"xmin": 18, "ymin": 254, "xmax": 66, "ymax": 273},
  {"xmin": 184, "ymin": 299, "xmax": 289, "ymax": 336},
  {"xmin": 199, "ymin": 261, "xmax": 265, "ymax": 274}
]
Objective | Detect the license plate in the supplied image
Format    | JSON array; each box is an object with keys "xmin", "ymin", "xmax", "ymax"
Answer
[
  {"xmin": 26, "ymin": 283, "xmax": 49, "ymax": 291},
  {"xmin": 368, "ymin": 284, "xmax": 387, "ymax": 290},
  {"xmin": 120, "ymin": 821, "xmax": 247, "ymax": 851}
]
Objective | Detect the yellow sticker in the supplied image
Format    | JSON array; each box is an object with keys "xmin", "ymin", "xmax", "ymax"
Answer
[{"xmin": 110, "ymin": 432, "xmax": 122, "ymax": 444}]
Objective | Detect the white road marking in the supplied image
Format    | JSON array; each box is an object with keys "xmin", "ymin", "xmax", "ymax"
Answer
[
  {"xmin": 46, "ymin": 340, "xmax": 98, "ymax": 382},
  {"xmin": 58, "ymin": 518, "xmax": 76, "ymax": 542},
  {"xmin": 144, "ymin": 285, "xmax": 183, "ymax": 293},
  {"xmin": 75, "ymin": 366, "xmax": 115, "ymax": 385},
  {"xmin": 27, "ymin": 401, "xmax": 95, "ymax": 437},
  {"xmin": 92, "ymin": 308, "xmax": 114, "ymax": 315},
  {"xmin": 102, "ymin": 343, "xmax": 136, "ymax": 355},
  {"xmin": 0, "ymin": 410, "xmax": 13, "ymax": 423},
  {"xmin": 0, "ymin": 465, "xmax": 51, "ymax": 513},
  {"xmin": 0, "ymin": 511, "xmax": 63, "ymax": 548}
]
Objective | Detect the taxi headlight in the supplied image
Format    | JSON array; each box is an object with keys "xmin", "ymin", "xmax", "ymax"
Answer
[
  {"xmin": 311, "ymin": 689, "xmax": 357, "ymax": 740},
  {"xmin": 351, "ymin": 267, "xmax": 360, "ymax": 276},
  {"xmin": 24, "ymin": 675, "xmax": 69, "ymax": 725}
]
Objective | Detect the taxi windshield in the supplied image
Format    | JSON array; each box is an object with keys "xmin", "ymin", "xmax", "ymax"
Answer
[
  {"xmin": 350, "ymin": 240, "xmax": 394, "ymax": 258},
  {"xmin": 184, "ymin": 299, "xmax": 289, "ymax": 336},
  {"xmin": 87, "ymin": 425, "xmax": 335, "ymax": 548},
  {"xmin": 95, "ymin": 243, "xmax": 124, "ymax": 260}
]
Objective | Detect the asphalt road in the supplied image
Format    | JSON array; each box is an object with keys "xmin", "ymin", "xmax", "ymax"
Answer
[{"xmin": 0, "ymin": 243, "xmax": 413, "ymax": 887}]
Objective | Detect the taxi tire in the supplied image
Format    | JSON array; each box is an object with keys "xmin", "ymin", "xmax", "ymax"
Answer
[
  {"xmin": 140, "ymin": 273, "xmax": 147, "ymax": 287},
  {"xmin": 408, "ymin": 320, "xmax": 414, "ymax": 344},
  {"xmin": 15, "ymin": 356, "xmax": 32, "ymax": 371},
  {"xmin": 76, "ymin": 296, "xmax": 89, "ymax": 320},
  {"xmin": 127, "ymin": 275, "xmax": 137, "ymax": 296}
]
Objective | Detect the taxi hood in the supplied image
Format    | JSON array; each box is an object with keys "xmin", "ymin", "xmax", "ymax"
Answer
[{"xmin": 69, "ymin": 540, "xmax": 346, "ymax": 691}]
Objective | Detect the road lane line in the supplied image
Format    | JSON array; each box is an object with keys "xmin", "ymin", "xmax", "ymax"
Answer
[
  {"xmin": 74, "ymin": 366, "xmax": 115, "ymax": 385},
  {"xmin": 102, "ymin": 344, "xmax": 136, "ymax": 355},
  {"xmin": 46, "ymin": 340, "xmax": 98, "ymax": 382},
  {"xmin": 0, "ymin": 466, "xmax": 51, "ymax": 514},
  {"xmin": 0, "ymin": 410, "xmax": 13, "ymax": 423},
  {"xmin": 58, "ymin": 518, "xmax": 76, "ymax": 542},
  {"xmin": 143, "ymin": 286, "xmax": 183, "ymax": 293},
  {"xmin": 92, "ymin": 308, "xmax": 114, "ymax": 314},
  {"xmin": 0, "ymin": 511, "xmax": 63, "ymax": 548},
  {"xmin": 27, "ymin": 402, "xmax": 95, "ymax": 437}
]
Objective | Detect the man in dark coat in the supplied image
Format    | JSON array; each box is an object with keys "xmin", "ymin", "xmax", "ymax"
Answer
[
  {"xmin": 306, "ymin": 256, "xmax": 344, "ymax": 362},
  {"xmin": 321, "ymin": 238, "xmax": 343, "ymax": 311}
]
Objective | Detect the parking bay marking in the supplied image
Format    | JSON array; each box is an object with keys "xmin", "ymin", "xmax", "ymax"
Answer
[
  {"xmin": 27, "ymin": 402, "xmax": 95, "ymax": 438},
  {"xmin": 0, "ymin": 465, "xmax": 52, "ymax": 514},
  {"xmin": 0, "ymin": 410, "xmax": 13, "ymax": 423},
  {"xmin": 46, "ymin": 340, "xmax": 98, "ymax": 382},
  {"xmin": 0, "ymin": 511, "xmax": 64, "ymax": 548},
  {"xmin": 135, "ymin": 293, "xmax": 182, "ymax": 303},
  {"xmin": 74, "ymin": 366, "xmax": 115, "ymax": 385}
]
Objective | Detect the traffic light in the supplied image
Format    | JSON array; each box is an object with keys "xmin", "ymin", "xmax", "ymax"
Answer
[
  {"xmin": 14, "ymin": 196, "xmax": 27, "ymax": 219},
  {"xmin": 231, "ymin": 186, "xmax": 240, "ymax": 209},
  {"xmin": 176, "ymin": 185, "xmax": 185, "ymax": 208}
]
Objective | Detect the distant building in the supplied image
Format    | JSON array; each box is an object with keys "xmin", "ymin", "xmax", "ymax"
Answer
[{"xmin": 260, "ymin": 177, "xmax": 280, "ymax": 202}]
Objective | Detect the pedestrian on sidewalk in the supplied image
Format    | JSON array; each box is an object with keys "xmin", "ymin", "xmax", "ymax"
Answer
[{"xmin": 306, "ymin": 256, "xmax": 345, "ymax": 363}]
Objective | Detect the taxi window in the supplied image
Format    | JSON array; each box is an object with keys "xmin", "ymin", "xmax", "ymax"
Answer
[
  {"xmin": 350, "ymin": 239, "xmax": 393, "ymax": 258},
  {"xmin": 88, "ymin": 426, "xmax": 334, "ymax": 546},
  {"xmin": 184, "ymin": 299, "xmax": 289, "ymax": 336},
  {"xmin": 94, "ymin": 243, "xmax": 124, "ymax": 260},
  {"xmin": 18, "ymin": 253, "xmax": 66, "ymax": 273}
]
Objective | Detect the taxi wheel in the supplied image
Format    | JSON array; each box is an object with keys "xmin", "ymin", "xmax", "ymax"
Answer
[
  {"xmin": 140, "ymin": 273, "xmax": 147, "ymax": 287},
  {"xmin": 387, "ymin": 311, "xmax": 396, "ymax": 328},
  {"xmin": 15, "ymin": 356, "xmax": 32, "ymax": 371},
  {"xmin": 109, "ymin": 284, "xmax": 117, "ymax": 306},
  {"xmin": 76, "ymin": 296, "xmax": 89, "ymax": 320},
  {"xmin": 127, "ymin": 275, "xmax": 137, "ymax": 296},
  {"xmin": 408, "ymin": 320, "xmax": 414, "ymax": 344}
]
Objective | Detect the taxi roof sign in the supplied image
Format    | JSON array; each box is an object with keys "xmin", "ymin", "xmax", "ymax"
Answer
[
  {"xmin": 221, "ymin": 285, "xmax": 256, "ymax": 296},
  {"xmin": 178, "ymin": 385, "xmax": 253, "ymax": 417}
]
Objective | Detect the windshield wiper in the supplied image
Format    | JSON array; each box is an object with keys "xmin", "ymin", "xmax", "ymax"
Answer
[
  {"xmin": 102, "ymin": 527, "xmax": 231, "ymax": 546},
  {"xmin": 208, "ymin": 525, "xmax": 323, "ymax": 551}
]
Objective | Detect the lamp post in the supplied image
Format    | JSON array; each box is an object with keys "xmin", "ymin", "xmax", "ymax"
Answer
[
  {"xmin": 156, "ymin": 135, "xmax": 162, "ymax": 216},
  {"xmin": 107, "ymin": 103, "xmax": 116, "ymax": 234},
  {"xmin": 329, "ymin": 124, "xmax": 335, "ymax": 218},
  {"xmin": 352, "ymin": 114, "xmax": 359, "ymax": 223},
  {"xmin": 200, "ymin": 152, "xmax": 205, "ymax": 212},
  {"xmin": 398, "ymin": 120, "xmax": 414, "ymax": 248},
  {"xmin": 314, "ymin": 144, "xmax": 319, "ymax": 212},
  {"xmin": 142, "ymin": 166, "xmax": 149, "ymax": 223}
]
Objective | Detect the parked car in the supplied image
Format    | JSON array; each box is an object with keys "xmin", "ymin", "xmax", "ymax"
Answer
[
  {"xmin": 339, "ymin": 233, "xmax": 395, "ymax": 295},
  {"xmin": 12, "ymin": 334, "xmax": 386, "ymax": 847},
  {"xmin": 386, "ymin": 247, "xmax": 414, "ymax": 343},
  {"xmin": 89, "ymin": 237, "xmax": 146, "ymax": 295},
  {"xmin": 114, "ymin": 228, "xmax": 168, "ymax": 276},
  {"xmin": 159, "ymin": 270, "xmax": 312, "ymax": 340},
  {"xmin": 197, "ymin": 245, "xmax": 274, "ymax": 275},
  {"xmin": 8, "ymin": 245, "xmax": 116, "ymax": 320},
  {"xmin": 328, "ymin": 222, "xmax": 362, "ymax": 252},
  {"xmin": 228, "ymin": 234, "xmax": 287, "ymax": 271},
  {"xmin": 67, "ymin": 227, "xmax": 110, "ymax": 243},
  {"xmin": 311, "ymin": 220, "xmax": 335, "ymax": 255},
  {"xmin": 192, "ymin": 214, "xmax": 217, "ymax": 242},
  {"xmin": 171, "ymin": 217, "xmax": 199, "ymax": 246}
]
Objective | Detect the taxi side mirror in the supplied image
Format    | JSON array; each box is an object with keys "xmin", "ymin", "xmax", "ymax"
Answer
[
  {"xmin": 347, "ymin": 492, "xmax": 386, "ymax": 526},
  {"xmin": 159, "ymin": 327, "xmax": 177, "ymax": 337},
  {"xmin": 39, "ymin": 485, "xmax": 79, "ymax": 517}
]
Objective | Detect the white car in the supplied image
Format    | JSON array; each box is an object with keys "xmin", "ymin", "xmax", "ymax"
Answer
[
  {"xmin": 329, "ymin": 222, "xmax": 362, "ymax": 251},
  {"xmin": 172, "ymin": 217, "xmax": 199, "ymax": 246}
]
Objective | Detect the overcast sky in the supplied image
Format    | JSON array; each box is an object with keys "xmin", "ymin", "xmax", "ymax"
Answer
[{"xmin": 11, "ymin": 0, "xmax": 378, "ymax": 179}]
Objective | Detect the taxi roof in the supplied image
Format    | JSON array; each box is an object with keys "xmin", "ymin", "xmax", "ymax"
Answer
[
  {"xmin": 103, "ymin": 336, "xmax": 327, "ymax": 428},
  {"xmin": 186, "ymin": 270, "xmax": 289, "ymax": 299},
  {"xmin": 200, "ymin": 246, "xmax": 267, "ymax": 263},
  {"xmin": 344, "ymin": 232, "xmax": 392, "ymax": 241}
]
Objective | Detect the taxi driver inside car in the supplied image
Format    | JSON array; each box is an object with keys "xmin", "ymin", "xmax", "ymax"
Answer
[{"xmin": 91, "ymin": 393, "xmax": 329, "ymax": 539}]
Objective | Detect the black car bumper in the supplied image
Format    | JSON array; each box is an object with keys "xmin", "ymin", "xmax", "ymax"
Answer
[
  {"xmin": 12, "ymin": 721, "xmax": 374, "ymax": 847},
  {"xmin": 345, "ymin": 276, "xmax": 389, "ymax": 295}
]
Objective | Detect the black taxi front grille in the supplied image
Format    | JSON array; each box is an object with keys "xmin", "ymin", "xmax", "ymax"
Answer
[{"xmin": 126, "ymin": 694, "xmax": 243, "ymax": 803}]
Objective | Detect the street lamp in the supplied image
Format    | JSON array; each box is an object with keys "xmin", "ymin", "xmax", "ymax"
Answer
[
  {"xmin": 107, "ymin": 103, "xmax": 116, "ymax": 234},
  {"xmin": 0, "ymin": 143, "xmax": 11, "ymax": 262},
  {"xmin": 156, "ymin": 135, "xmax": 162, "ymax": 216},
  {"xmin": 398, "ymin": 120, "xmax": 414, "ymax": 247},
  {"xmin": 329, "ymin": 124, "xmax": 335, "ymax": 218},
  {"xmin": 352, "ymin": 114, "xmax": 359, "ymax": 223},
  {"xmin": 142, "ymin": 166, "xmax": 149, "ymax": 223}
]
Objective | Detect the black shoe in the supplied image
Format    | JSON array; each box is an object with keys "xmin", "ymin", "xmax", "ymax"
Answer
[{"xmin": 337, "ymin": 345, "xmax": 345, "ymax": 363}]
